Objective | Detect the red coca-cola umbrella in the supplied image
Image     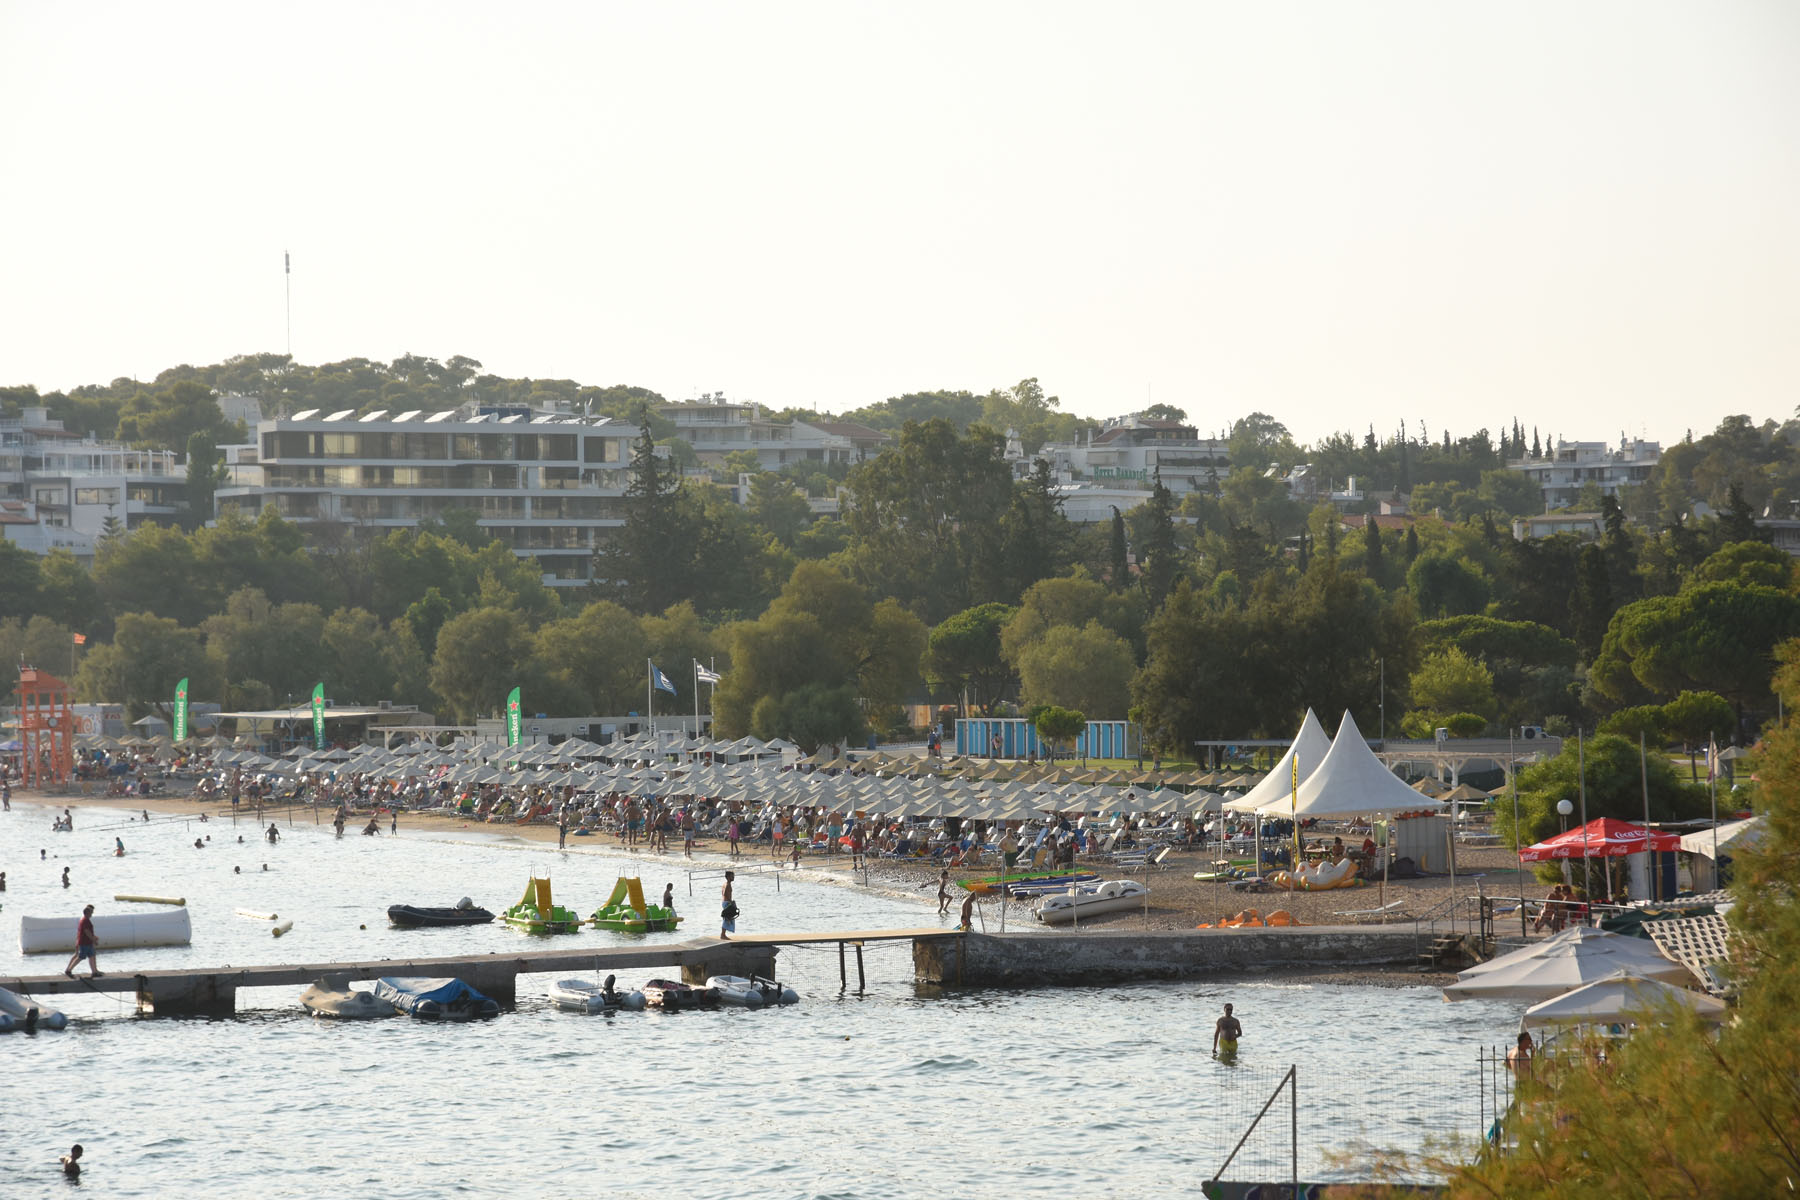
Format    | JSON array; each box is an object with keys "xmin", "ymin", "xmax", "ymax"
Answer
[{"xmin": 1519, "ymin": 816, "xmax": 1681, "ymax": 862}]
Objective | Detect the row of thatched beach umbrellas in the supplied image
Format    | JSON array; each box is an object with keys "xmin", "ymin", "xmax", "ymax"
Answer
[{"xmin": 79, "ymin": 731, "xmax": 1268, "ymax": 821}]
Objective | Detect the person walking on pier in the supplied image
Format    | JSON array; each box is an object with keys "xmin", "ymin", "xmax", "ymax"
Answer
[
  {"xmin": 1212, "ymin": 1003, "xmax": 1242, "ymax": 1057},
  {"xmin": 720, "ymin": 871, "xmax": 737, "ymax": 940},
  {"xmin": 64, "ymin": 904, "xmax": 102, "ymax": 978}
]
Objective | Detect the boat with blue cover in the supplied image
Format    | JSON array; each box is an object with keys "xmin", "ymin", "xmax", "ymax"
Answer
[{"xmin": 373, "ymin": 976, "xmax": 500, "ymax": 1021}]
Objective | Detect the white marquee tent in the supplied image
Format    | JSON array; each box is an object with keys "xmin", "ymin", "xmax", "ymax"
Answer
[
  {"xmin": 1255, "ymin": 710, "xmax": 1445, "ymax": 820},
  {"xmin": 1222, "ymin": 709, "xmax": 1333, "ymax": 813}
]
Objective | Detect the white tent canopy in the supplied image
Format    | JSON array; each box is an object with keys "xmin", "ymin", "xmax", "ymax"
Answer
[
  {"xmin": 1518, "ymin": 970, "xmax": 1728, "ymax": 1031},
  {"xmin": 1678, "ymin": 816, "xmax": 1763, "ymax": 858},
  {"xmin": 1255, "ymin": 710, "xmax": 1444, "ymax": 819},
  {"xmin": 1223, "ymin": 709, "xmax": 1333, "ymax": 813},
  {"xmin": 1443, "ymin": 927, "xmax": 1690, "ymax": 1001}
]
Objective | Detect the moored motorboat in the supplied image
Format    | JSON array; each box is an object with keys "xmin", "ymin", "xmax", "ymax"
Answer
[
  {"xmin": 502, "ymin": 875, "xmax": 581, "ymax": 934},
  {"xmin": 642, "ymin": 978, "xmax": 718, "ymax": 1010},
  {"xmin": 1035, "ymin": 879, "xmax": 1150, "ymax": 925},
  {"xmin": 547, "ymin": 974, "xmax": 646, "ymax": 1013},
  {"xmin": 388, "ymin": 898, "xmax": 496, "ymax": 927},
  {"xmin": 0, "ymin": 985, "xmax": 68, "ymax": 1031},
  {"xmin": 588, "ymin": 876, "xmax": 682, "ymax": 933},
  {"xmin": 373, "ymin": 976, "xmax": 501, "ymax": 1021},
  {"xmin": 300, "ymin": 975, "xmax": 398, "ymax": 1020},
  {"xmin": 705, "ymin": 975, "xmax": 799, "ymax": 1008}
]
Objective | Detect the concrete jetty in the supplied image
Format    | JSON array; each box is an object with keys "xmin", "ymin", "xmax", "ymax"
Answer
[
  {"xmin": 4, "ymin": 925, "xmax": 1428, "ymax": 1015},
  {"xmin": 915, "ymin": 926, "xmax": 1426, "ymax": 987},
  {"xmin": 2, "ymin": 928, "xmax": 950, "ymax": 1016}
]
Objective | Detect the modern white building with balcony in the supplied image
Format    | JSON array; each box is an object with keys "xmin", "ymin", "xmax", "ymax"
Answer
[
  {"xmin": 1508, "ymin": 437, "xmax": 1661, "ymax": 511},
  {"xmin": 656, "ymin": 397, "xmax": 861, "ymax": 470},
  {"xmin": 216, "ymin": 406, "xmax": 639, "ymax": 587},
  {"xmin": 0, "ymin": 407, "xmax": 185, "ymax": 557}
]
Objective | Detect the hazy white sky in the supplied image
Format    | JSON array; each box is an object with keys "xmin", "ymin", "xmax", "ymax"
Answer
[{"xmin": 4, "ymin": 2, "xmax": 1797, "ymax": 446}]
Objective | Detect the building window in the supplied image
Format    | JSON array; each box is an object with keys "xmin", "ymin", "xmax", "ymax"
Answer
[{"xmin": 75, "ymin": 487, "xmax": 120, "ymax": 506}]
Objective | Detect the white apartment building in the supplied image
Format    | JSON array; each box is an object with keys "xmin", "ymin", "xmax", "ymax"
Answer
[
  {"xmin": 1508, "ymin": 437, "xmax": 1661, "ymax": 511},
  {"xmin": 0, "ymin": 407, "xmax": 185, "ymax": 557},
  {"xmin": 1019, "ymin": 414, "xmax": 1230, "ymax": 522},
  {"xmin": 216, "ymin": 406, "xmax": 639, "ymax": 587},
  {"xmin": 657, "ymin": 398, "xmax": 861, "ymax": 470}
]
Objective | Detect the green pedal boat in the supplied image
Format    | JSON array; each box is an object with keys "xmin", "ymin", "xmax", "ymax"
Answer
[
  {"xmin": 589, "ymin": 876, "xmax": 683, "ymax": 933},
  {"xmin": 502, "ymin": 874, "xmax": 582, "ymax": 934}
]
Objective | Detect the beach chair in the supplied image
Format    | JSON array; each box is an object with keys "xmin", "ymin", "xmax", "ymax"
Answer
[{"xmin": 1331, "ymin": 899, "xmax": 1406, "ymax": 924}]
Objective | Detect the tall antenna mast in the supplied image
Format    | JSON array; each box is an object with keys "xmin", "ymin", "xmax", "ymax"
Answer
[{"xmin": 284, "ymin": 249, "xmax": 292, "ymax": 359}]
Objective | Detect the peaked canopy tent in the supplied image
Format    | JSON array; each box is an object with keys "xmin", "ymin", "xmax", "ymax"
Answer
[
  {"xmin": 1518, "ymin": 817, "xmax": 1681, "ymax": 862},
  {"xmin": 1222, "ymin": 709, "xmax": 1334, "ymax": 813},
  {"xmin": 1517, "ymin": 970, "xmax": 1728, "ymax": 1031},
  {"xmin": 1255, "ymin": 711, "xmax": 1445, "ymax": 820}
]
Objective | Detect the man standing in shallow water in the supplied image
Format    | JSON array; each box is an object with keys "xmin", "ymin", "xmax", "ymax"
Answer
[
  {"xmin": 1213, "ymin": 1002, "xmax": 1242, "ymax": 1057},
  {"xmin": 720, "ymin": 871, "xmax": 736, "ymax": 940}
]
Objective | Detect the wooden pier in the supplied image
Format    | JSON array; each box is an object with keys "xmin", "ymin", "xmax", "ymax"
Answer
[{"xmin": 0, "ymin": 928, "xmax": 957, "ymax": 1016}]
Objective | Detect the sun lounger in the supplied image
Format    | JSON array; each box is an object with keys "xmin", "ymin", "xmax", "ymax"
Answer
[{"xmin": 1331, "ymin": 900, "xmax": 1406, "ymax": 923}]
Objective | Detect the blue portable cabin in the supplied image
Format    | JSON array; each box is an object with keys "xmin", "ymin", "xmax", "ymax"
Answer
[{"xmin": 954, "ymin": 717, "xmax": 1138, "ymax": 761}]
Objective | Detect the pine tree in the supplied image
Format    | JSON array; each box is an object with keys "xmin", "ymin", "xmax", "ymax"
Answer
[
  {"xmin": 1403, "ymin": 524, "xmax": 1420, "ymax": 564},
  {"xmin": 602, "ymin": 415, "xmax": 692, "ymax": 612}
]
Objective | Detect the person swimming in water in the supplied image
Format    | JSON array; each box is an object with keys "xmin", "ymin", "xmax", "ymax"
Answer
[{"xmin": 62, "ymin": 1144, "xmax": 83, "ymax": 1178}]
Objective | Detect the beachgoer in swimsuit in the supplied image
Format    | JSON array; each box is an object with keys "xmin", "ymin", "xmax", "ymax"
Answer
[
  {"xmin": 1213, "ymin": 1003, "xmax": 1242, "ymax": 1056},
  {"xmin": 720, "ymin": 871, "xmax": 737, "ymax": 939}
]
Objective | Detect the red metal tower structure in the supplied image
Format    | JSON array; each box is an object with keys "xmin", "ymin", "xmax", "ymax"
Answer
[{"xmin": 17, "ymin": 667, "xmax": 75, "ymax": 788}]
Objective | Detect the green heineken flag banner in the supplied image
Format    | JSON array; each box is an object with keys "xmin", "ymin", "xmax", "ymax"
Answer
[
  {"xmin": 311, "ymin": 682, "xmax": 326, "ymax": 750},
  {"xmin": 506, "ymin": 686, "xmax": 523, "ymax": 747},
  {"xmin": 172, "ymin": 677, "xmax": 190, "ymax": 743}
]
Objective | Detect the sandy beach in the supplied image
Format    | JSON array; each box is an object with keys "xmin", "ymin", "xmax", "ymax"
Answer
[{"xmin": 16, "ymin": 784, "xmax": 1548, "ymax": 982}]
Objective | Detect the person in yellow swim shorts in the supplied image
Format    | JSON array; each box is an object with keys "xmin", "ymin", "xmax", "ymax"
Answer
[{"xmin": 1213, "ymin": 1002, "xmax": 1242, "ymax": 1057}]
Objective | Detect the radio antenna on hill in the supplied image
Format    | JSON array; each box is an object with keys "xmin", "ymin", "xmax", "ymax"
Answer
[{"xmin": 284, "ymin": 249, "xmax": 292, "ymax": 359}]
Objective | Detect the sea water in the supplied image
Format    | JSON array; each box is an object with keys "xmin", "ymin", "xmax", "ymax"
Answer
[{"xmin": 1, "ymin": 801, "xmax": 1519, "ymax": 1198}]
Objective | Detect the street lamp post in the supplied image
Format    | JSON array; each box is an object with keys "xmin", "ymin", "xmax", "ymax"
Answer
[{"xmin": 1557, "ymin": 798, "xmax": 1574, "ymax": 886}]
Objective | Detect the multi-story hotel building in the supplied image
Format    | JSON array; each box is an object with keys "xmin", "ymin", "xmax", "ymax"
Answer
[
  {"xmin": 0, "ymin": 406, "xmax": 185, "ymax": 557},
  {"xmin": 216, "ymin": 406, "xmax": 639, "ymax": 587}
]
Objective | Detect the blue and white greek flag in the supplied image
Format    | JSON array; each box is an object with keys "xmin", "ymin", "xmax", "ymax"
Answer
[
  {"xmin": 651, "ymin": 663, "xmax": 677, "ymax": 695},
  {"xmin": 694, "ymin": 661, "xmax": 721, "ymax": 685}
]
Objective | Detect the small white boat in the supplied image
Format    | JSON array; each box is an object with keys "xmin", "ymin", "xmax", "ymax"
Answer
[
  {"xmin": 300, "ymin": 976, "xmax": 397, "ymax": 1020},
  {"xmin": 1035, "ymin": 879, "xmax": 1150, "ymax": 925},
  {"xmin": 20, "ymin": 909, "xmax": 192, "ymax": 953},
  {"xmin": 547, "ymin": 975, "xmax": 646, "ymax": 1013},
  {"xmin": 705, "ymin": 975, "xmax": 799, "ymax": 1008},
  {"xmin": 0, "ymin": 985, "xmax": 68, "ymax": 1031}
]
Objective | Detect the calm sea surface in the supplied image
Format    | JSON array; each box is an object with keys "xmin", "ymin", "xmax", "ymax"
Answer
[{"xmin": 2, "ymin": 801, "xmax": 1521, "ymax": 1198}]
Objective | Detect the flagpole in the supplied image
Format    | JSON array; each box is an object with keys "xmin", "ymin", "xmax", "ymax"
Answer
[
  {"xmin": 1709, "ymin": 737, "xmax": 1719, "ymax": 889},
  {"xmin": 647, "ymin": 659, "xmax": 654, "ymax": 738},
  {"xmin": 693, "ymin": 661, "xmax": 700, "ymax": 740},
  {"xmin": 1640, "ymin": 731, "xmax": 1654, "ymax": 902},
  {"xmin": 1577, "ymin": 729, "xmax": 1591, "ymax": 901}
]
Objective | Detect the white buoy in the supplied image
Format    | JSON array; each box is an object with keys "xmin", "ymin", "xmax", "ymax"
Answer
[
  {"xmin": 236, "ymin": 909, "xmax": 278, "ymax": 921},
  {"xmin": 272, "ymin": 920, "xmax": 294, "ymax": 937}
]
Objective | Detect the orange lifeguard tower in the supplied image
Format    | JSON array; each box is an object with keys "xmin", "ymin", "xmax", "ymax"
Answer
[{"xmin": 17, "ymin": 667, "xmax": 76, "ymax": 789}]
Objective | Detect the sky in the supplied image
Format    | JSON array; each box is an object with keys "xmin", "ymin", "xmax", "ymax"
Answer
[{"xmin": 3, "ymin": 2, "xmax": 1797, "ymax": 448}]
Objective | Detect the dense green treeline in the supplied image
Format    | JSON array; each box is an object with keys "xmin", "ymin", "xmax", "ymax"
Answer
[{"xmin": 6, "ymin": 353, "xmax": 1800, "ymax": 755}]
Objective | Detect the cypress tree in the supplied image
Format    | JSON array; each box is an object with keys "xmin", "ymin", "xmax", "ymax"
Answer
[{"xmin": 1108, "ymin": 505, "xmax": 1130, "ymax": 591}]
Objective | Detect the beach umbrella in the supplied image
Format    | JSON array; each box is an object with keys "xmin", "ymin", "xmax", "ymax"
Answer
[
  {"xmin": 1518, "ymin": 970, "xmax": 1727, "ymax": 1031},
  {"xmin": 1519, "ymin": 817, "xmax": 1681, "ymax": 862},
  {"xmin": 1443, "ymin": 927, "xmax": 1690, "ymax": 1001}
]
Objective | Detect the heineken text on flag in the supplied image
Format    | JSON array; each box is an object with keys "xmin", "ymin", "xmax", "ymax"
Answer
[
  {"xmin": 506, "ymin": 686, "xmax": 523, "ymax": 747},
  {"xmin": 311, "ymin": 683, "xmax": 326, "ymax": 750},
  {"xmin": 172, "ymin": 677, "xmax": 190, "ymax": 743}
]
